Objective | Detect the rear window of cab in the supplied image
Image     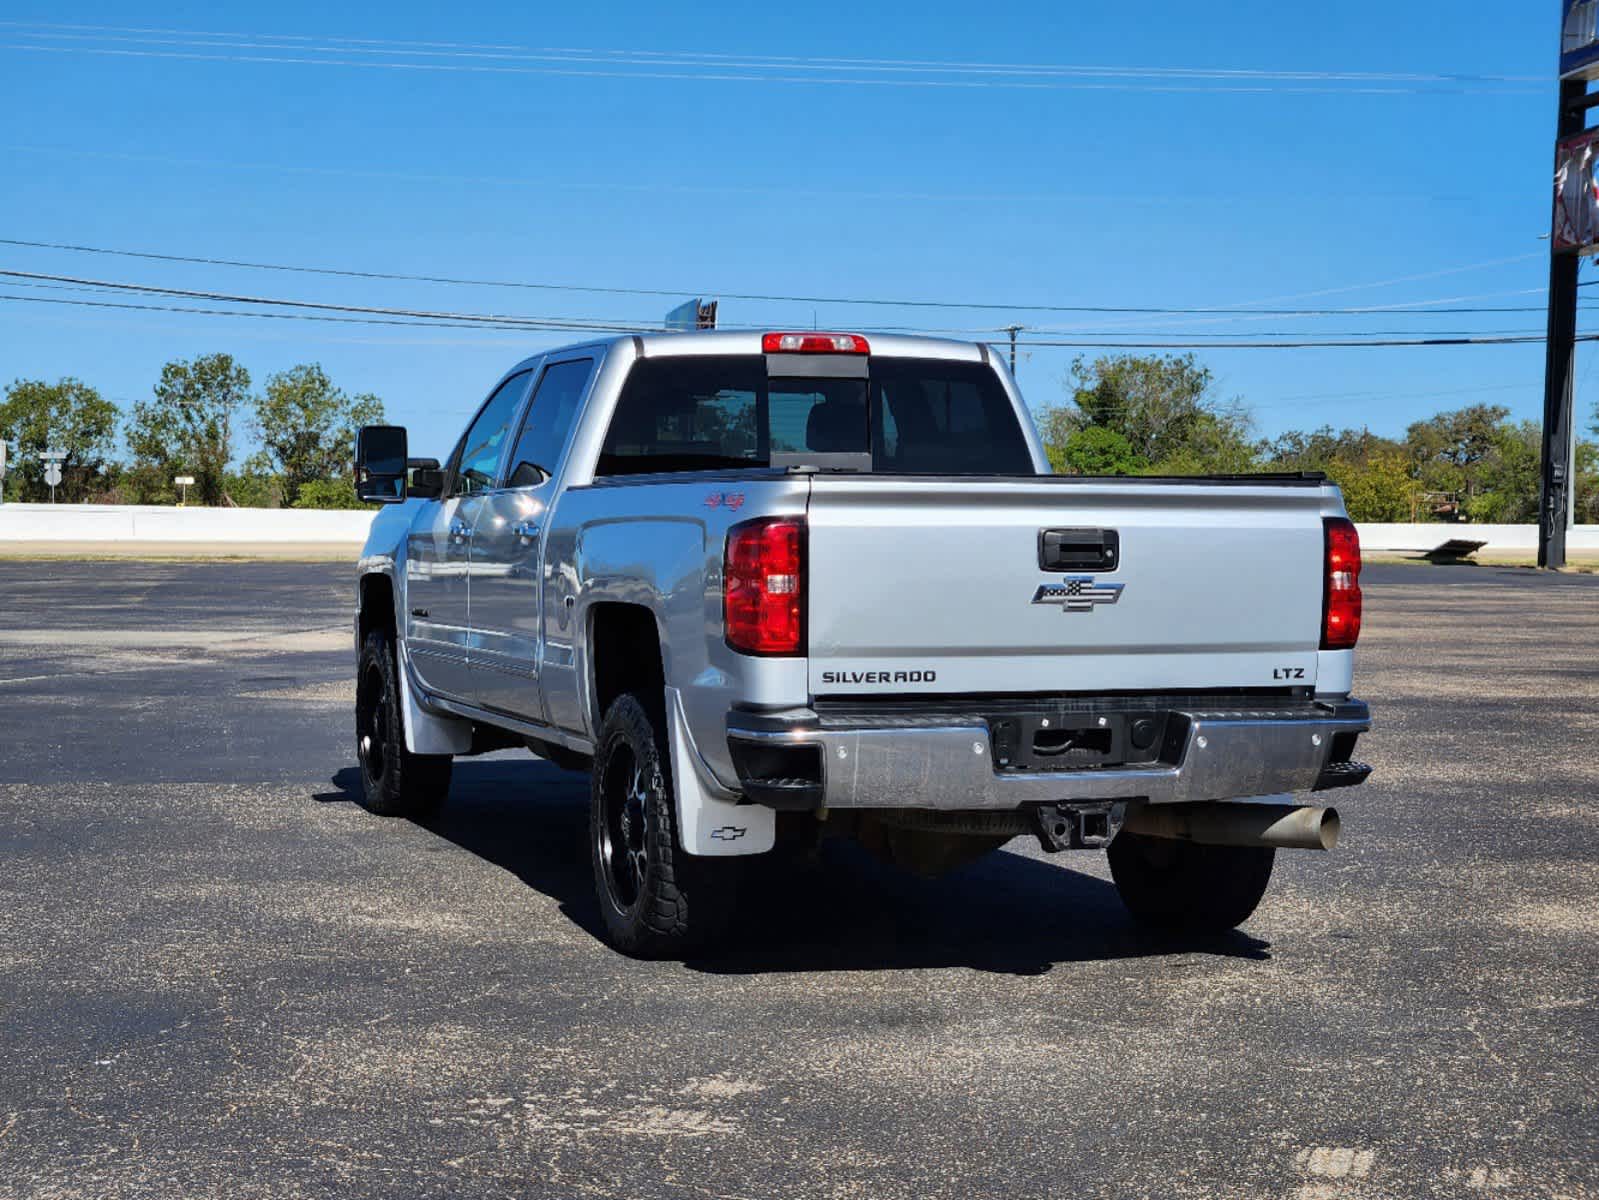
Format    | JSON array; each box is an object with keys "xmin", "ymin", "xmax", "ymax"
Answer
[{"xmin": 596, "ymin": 355, "xmax": 1034, "ymax": 476}]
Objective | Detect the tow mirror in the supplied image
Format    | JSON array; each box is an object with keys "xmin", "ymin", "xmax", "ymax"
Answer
[{"xmin": 355, "ymin": 425, "xmax": 409, "ymax": 503}]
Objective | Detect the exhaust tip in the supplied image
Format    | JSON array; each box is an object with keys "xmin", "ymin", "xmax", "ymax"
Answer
[{"xmin": 1318, "ymin": 807, "xmax": 1341, "ymax": 851}]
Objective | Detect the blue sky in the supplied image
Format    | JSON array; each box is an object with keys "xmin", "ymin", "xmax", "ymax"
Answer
[{"xmin": 0, "ymin": 1, "xmax": 1585, "ymax": 462}]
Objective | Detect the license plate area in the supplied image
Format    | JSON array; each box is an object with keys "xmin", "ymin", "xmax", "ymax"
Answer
[{"xmin": 989, "ymin": 710, "xmax": 1173, "ymax": 772}]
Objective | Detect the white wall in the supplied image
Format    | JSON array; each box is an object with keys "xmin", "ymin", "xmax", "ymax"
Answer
[
  {"xmin": 1356, "ymin": 523, "xmax": 1599, "ymax": 554},
  {"xmin": 0, "ymin": 503, "xmax": 375, "ymax": 543}
]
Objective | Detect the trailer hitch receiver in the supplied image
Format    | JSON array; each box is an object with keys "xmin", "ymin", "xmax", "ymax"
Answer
[{"xmin": 1033, "ymin": 801, "xmax": 1127, "ymax": 852}]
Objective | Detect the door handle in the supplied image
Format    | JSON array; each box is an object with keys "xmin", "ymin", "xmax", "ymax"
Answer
[
  {"xmin": 1040, "ymin": 528, "xmax": 1119, "ymax": 572},
  {"xmin": 513, "ymin": 520, "xmax": 542, "ymax": 544},
  {"xmin": 448, "ymin": 519, "xmax": 470, "ymax": 543}
]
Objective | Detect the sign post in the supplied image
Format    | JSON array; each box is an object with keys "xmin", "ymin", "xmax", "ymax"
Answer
[
  {"xmin": 0, "ymin": 438, "xmax": 7, "ymax": 505},
  {"xmin": 173, "ymin": 475, "xmax": 195, "ymax": 506},
  {"xmin": 39, "ymin": 449, "xmax": 66, "ymax": 505}
]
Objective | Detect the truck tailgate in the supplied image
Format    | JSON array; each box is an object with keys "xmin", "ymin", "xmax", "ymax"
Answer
[{"xmin": 805, "ymin": 476, "xmax": 1332, "ymax": 696}]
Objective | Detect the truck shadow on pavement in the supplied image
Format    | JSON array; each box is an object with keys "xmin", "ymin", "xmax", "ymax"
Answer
[{"xmin": 317, "ymin": 759, "xmax": 1271, "ymax": 976}]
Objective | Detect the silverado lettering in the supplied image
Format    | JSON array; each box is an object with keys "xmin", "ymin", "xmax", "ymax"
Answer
[{"xmin": 821, "ymin": 670, "xmax": 937, "ymax": 685}]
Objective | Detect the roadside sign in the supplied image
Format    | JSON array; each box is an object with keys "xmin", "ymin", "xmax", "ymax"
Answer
[
  {"xmin": 173, "ymin": 475, "xmax": 195, "ymax": 486},
  {"xmin": 1564, "ymin": 0, "xmax": 1599, "ymax": 79},
  {"xmin": 38, "ymin": 449, "xmax": 65, "ymax": 501},
  {"xmin": 665, "ymin": 298, "xmax": 718, "ymax": 331},
  {"xmin": 1554, "ymin": 128, "xmax": 1599, "ymax": 254}
]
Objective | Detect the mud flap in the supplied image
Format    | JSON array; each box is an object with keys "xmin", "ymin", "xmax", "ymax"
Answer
[
  {"xmin": 397, "ymin": 642, "xmax": 472, "ymax": 756},
  {"xmin": 665, "ymin": 686, "xmax": 775, "ymax": 857}
]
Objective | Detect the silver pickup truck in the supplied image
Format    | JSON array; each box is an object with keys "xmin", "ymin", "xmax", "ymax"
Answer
[{"xmin": 352, "ymin": 330, "xmax": 1371, "ymax": 957}]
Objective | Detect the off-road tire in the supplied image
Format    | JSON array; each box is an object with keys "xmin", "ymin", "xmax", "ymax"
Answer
[
  {"xmin": 590, "ymin": 693, "xmax": 736, "ymax": 958},
  {"xmin": 1107, "ymin": 830, "xmax": 1275, "ymax": 932},
  {"xmin": 355, "ymin": 630, "xmax": 453, "ymax": 818}
]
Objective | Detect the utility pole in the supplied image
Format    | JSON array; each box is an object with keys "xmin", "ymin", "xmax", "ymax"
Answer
[
  {"xmin": 1004, "ymin": 325, "xmax": 1022, "ymax": 375},
  {"xmin": 1541, "ymin": 79, "xmax": 1586, "ymax": 567},
  {"xmin": 1545, "ymin": 5, "xmax": 1599, "ymax": 566}
]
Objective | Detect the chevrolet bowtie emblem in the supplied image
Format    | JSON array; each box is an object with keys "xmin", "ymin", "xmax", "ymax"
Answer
[{"xmin": 1032, "ymin": 577, "xmax": 1125, "ymax": 613}]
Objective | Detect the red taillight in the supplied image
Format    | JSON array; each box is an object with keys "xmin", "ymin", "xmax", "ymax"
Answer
[
  {"xmin": 761, "ymin": 331, "xmax": 870, "ymax": 354},
  {"xmin": 724, "ymin": 517, "xmax": 804, "ymax": 655},
  {"xmin": 1322, "ymin": 516, "xmax": 1362, "ymax": 650}
]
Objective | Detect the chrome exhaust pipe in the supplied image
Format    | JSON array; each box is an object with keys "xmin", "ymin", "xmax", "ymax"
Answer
[{"xmin": 1122, "ymin": 802, "xmax": 1341, "ymax": 851}]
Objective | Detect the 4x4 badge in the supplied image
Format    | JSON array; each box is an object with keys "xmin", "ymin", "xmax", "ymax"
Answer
[{"xmin": 1032, "ymin": 577, "xmax": 1125, "ymax": 613}]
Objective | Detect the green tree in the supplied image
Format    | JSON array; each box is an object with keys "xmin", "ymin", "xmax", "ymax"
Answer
[
  {"xmin": 0, "ymin": 377, "xmax": 119, "ymax": 503},
  {"xmin": 254, "ymin": 363, "xmax": 384, "ymax": 506},
  {"xmin": 291, "ymin": 477, "xmax": 378, "ymax": 510},
  {"xmin": 1580, "ymin": 400, "xmax": 1599, "ymax": 524},
  {"xmin": 1328, "ymin": 449, "xmax": 1424, "ymax": 523},
  {"xmin": 1258, "ymin": 425, "xmax": 1420, "ymax": 520},
  {"xmin": 1575, "ymin": 441, "xmax": 1599, "ymax": 524},
  {"xmin": 1065, "ymin": 353, "xmax": 1254, "ymax": 472},
  {"xmin": 223, "ymin": 468, "xmax": 284, "ymax": 510},
  {"xmin": 1140, "ymin": 409, "xmax": 1258, "ymax": 475},
  {"xmin": 1466, "ymin": 420, "xmax": 1542, "ymax": 523},
  {"xmin": 126, "ymin": 354, "xmax": 251, "ymax": 506},
  {"xmin": 1050, "ymin": 426, "xmax": 1146, "ymax": 475},
  {"xmin": 1258, "ymin": 425, "xmax": 1405, "ymax": 473},
  {"xmin": 1404, "ymin": 404, "xmax": 1511, "ymax": 517},
  {"xmin": 1032, "ymin": 405, "xmax": 1079, "ymax": 466}
]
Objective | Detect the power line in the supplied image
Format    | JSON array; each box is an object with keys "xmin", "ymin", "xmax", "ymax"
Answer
[
  {"xmin": 0, "ymin": 268, "xmax": 654, "ymax": 333},
  {"xmin": 24, "ymin": 278, "xmax": 1566, "ymax": 338},
  {"xmin": 0, "ymin": 20, "xmax": 1545, "ymax": 84},
  {"xmin": 3, "ymin": 283, "xmax": 1555, "ymax": 342},
  {"xmin": 4, "ymin": 288, "xmax": 1593, "ymax": 352},
  {"xmin": 1196, "ymin": 253, "xmax": 1545, "ymax": 308},
  {"xmin": 8, "ymin": 144, "xmax": 1205, "ymax": 205},
  {"xmin": 0, "ymin": 39, "xmax": 1543, "ymax": 97},
  {"xmin": 1049, "ymin": 289, "xmax": 1571, "ymax": 336},
  {"xmin": 1010, "ymin": 334, "xmax": 1599, "ymax": 350},
  {"xmin": 0, "ymin": 291, "xmax": 604, "ymax": 332},
  {"xmin": 1251, "ymin": 380, "xmax": 1538, "ymax": 407},
  {"xmin": 0, "ymin": 267, "xmax": 1580, "ymax": 344},
  {"xmin": 1055, "ymin": 257, "xmax": 1556, "ymax": 335},
  {"xmin": 0, "ymin": 23, "xmax": 1544, "ymax": 95},
  {"xmin": 1, "ymin": 238, "xmax": 1574, "ymax": 319},
  {"xmin": 1028, "ymin": 326, "xmax": 1564, "ymax": 338}
]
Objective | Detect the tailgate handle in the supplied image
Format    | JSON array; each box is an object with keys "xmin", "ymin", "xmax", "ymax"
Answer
[{"xmin": 1040, "ymin": 528, "xmax": 1119, "ymax": 572}]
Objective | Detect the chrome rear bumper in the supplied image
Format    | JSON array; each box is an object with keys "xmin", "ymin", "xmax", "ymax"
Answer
[{"xmin": 727, "ymin": 698, "xmax": 1371, "ymax": 811}]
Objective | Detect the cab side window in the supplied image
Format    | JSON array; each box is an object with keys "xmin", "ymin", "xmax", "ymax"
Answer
[
  {"xmin": 506, "ymin": 358, "xmax": 594, "ymax": 488},
  {"xmin": 598, "ymin": 356, "xmax": 764, "ymax": 475},
  {"xmin": 452, "ymin": 371, "xmax": 531, "ymax": 497}
]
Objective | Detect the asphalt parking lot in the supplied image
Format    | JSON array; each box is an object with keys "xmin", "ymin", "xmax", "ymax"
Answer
[{"xmin": 1, "ymin": 560, "xmax": 1596, "ymax": 1200}]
